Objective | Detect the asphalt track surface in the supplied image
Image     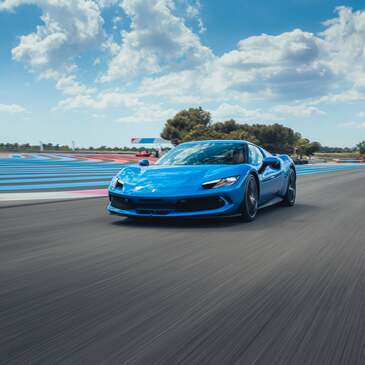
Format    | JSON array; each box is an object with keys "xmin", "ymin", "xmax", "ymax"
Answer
[{"xmin": 1, "ymin": 169, "xmax": 365, "ymax": 364}]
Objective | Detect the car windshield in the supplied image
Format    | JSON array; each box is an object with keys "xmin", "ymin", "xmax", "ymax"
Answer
[{"xmin": 156, "ymin": 142, "xmax": 246, "ymax": 165}]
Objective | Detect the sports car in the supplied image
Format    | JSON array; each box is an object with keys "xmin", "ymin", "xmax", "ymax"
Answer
[
  {"xmin": 135, "ymin": 150, "xmax": 151, "ymax": 157},
  {"xmin": 107, "ymin": 140, "xmax": 296, "ymax": 222}
]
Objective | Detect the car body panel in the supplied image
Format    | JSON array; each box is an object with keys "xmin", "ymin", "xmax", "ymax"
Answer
[{"xmin": 107, "ymin": 140, "xmax": 295, "ymax": 218}]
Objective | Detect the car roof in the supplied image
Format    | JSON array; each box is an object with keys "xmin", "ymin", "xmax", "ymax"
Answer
[
  {"xmin": 180, "ymin": 140, "xmax": 248, "ymax": 146},
  {"xmin": 179, "ymin": 140, "xmax": 270, "ymax": 156}
]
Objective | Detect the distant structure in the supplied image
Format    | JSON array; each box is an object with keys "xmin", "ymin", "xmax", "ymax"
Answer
[
  {"xmin": 131, "ymin": 138, "xmax": 167, "ymax": 144},
  {"xmin": 131, "ymin": 137, "xmax": 169, "ymax": 158},
  {"xmin": 39, "ymin": 141, "xmax": 44, "ymax": 152},
  {"xmin": 72, "ymin": 141, "xmax": 76, "ymax": 151}
]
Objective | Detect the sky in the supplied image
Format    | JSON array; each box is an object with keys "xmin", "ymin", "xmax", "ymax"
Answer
[{"xmin": 1, "ymin": 0, "xmax": 365, "ymax": 148}]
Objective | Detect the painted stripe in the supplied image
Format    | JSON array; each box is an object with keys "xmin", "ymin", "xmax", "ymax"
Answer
[
  {"xmin": 0, "ymin": 173, "xmax": 116, "ymax": 179},
  {"xmin": 303, "ymin": 166, "xmax": 365, "ymax": 170},
  {"xmin": 297, "ymin": 166, "xmax": 365, "ymax": 174},
  {"xmin": 0, "ymin": 165, "xmax": 120, "ymax": 168},
  {"xmin": 0, "ymin": 175, "xmax": 114, "ymax": 184},
  {"xmin": 0, "ymin": 189, "xmax": 108, "ymax": 201},
  {"xmin": 0, "ymin": 168, "xmax": 120, "ymax": 172},
  {"xmin": 0, "ymin": 181, "xmax": 110, "ymax": 190}
]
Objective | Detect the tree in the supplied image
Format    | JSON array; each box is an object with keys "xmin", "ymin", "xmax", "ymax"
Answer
[
  {"xmin": 248, "ymin": 123, "xmax": 301, "ymax": 154},
  {"xmin": 295, "ymin": 138, "xmax": 310, "ymax": 159},
  {"xmin": 296, "ymin": 139, "xmax": 321, "ymax": 158},
  {"xmin": 357, "ymin": 141, "xmax": 365, "ymax": 155},
  {"xmin": 161, "ymin": 107, "xmax": 212, "ymax": 145},
  {"xmin": 161, "ymin": 107, "xmax": 304, "ymax": 153},
  {"xmin": 306, "ymin": 141, "xmax": 321, "ymax": 156},
  {"xmin": 212, "ymin": 120, "xmax": 241, "ymax": 134}
]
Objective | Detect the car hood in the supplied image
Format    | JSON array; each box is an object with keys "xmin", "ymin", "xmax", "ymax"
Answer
[{"xmin": 115, "ymin": 164, "xmax": 251, "ymax": 195}]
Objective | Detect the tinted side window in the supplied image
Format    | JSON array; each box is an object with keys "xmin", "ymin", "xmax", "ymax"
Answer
[{"xmin": 248, "ymin": 145, "xmax": 264, "ymax": 165}]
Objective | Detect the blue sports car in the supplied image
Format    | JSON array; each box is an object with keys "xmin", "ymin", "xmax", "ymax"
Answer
[{"xmin": 108, "ymin": 140, "xmax": 296, "ymax": 222}]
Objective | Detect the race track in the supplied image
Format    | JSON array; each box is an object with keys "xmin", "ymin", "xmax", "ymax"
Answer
[
  {"xmin": 1, "ymin": 153, "xmax": 365, "ymax": 199},
  {"xmin": 1, "ymin": 169, "xmax": 365, "ymax": 364}
]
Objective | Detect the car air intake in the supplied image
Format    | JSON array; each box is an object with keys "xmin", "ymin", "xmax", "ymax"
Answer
[
  {"xmin": 109, "ymin": 194, "xmax": 226, "ymax": 213},
  {"xmin": 176, "ymin": 197, "xmax": 225, "ymax": 211}
]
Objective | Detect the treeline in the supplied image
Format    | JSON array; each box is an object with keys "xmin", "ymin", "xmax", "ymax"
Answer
[
  {"xmin": 0, "ymin": 143, "xmax": 149, "ymax": 153},
  {"xmin": 319, "ymin": 146, "xmax": 357, "ymax": 153},
  {"xmin": 86, "ymin": 146, "xmax": 151, "ymax": 152},
  {"xmin": 0, "ymin": 143, "xmax": 72, "ymax": 152},
  {"xmin": 161, "ymin": 107, "xmax": 320, "ymax": 155}
]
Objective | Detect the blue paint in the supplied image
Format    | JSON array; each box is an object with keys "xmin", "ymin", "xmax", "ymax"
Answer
[{"xmin": 108, "ymin": 140, "xmax": 294, "ymax": 219}]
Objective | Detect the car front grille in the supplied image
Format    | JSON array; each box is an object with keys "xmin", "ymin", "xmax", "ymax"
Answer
[{"xmin": 109, "ymin": 194, "xmax": 226, "ymax": 214}]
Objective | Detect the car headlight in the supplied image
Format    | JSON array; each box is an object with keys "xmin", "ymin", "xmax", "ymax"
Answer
[
  {"xmin": 202, "ymin": 176, "xmax": 240, "ymax": 189},
  {"xmin": 110, "ymin": 176, "xmax": 124, "ymax": 189}
]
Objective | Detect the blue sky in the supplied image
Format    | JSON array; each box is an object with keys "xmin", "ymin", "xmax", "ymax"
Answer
[{"xmin": 1, "ymin": 0, "xmax": 365, "ymax": 147}]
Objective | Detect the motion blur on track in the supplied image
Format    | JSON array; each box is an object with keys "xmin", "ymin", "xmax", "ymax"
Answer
[{"xmin": 2, "ymin": 168, "xmax": 365, "ymax": 364}]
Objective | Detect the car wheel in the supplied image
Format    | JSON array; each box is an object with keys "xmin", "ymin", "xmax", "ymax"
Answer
[
  {"xmin": 282, "ymin": 168, "xmax": 296, "ymax": 206},
  {"xmin": 241, "ymin": 174, "xmax": 259, "ymax": 222}
]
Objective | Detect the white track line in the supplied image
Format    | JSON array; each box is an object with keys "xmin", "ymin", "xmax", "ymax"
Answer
[{"xmin": 0, "ymin": 189, "xmax": 108, "ymax": 201}]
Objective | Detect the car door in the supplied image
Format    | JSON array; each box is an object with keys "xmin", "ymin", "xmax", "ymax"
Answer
[
  {"xmin": 259, "ymin": 151, "xmax": 284, "ymax": 202},
  {"xmin": 248, "ymin": 145, "xmax": 280, "ymax": 204},
  {"xmin": 261, "ymin": 161, "xmax": 283, "ymax": 194},
  {"xmin": 248, "ymin": 144, "xmax": 269, "ymax": 204}
]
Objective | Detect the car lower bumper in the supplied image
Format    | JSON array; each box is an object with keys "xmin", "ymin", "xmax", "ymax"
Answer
[{"xmin": 107, "ymin": 190, "xmax": 242, "ymax": 218}]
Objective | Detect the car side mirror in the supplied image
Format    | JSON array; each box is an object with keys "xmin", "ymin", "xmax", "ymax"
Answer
[
  {"xmin": 139, "ymin": 159, "xmax": 150, "ymax": 167},
  {"xmin": 259, "ymin": 156, "xmax": 280, "ymax": 173}
]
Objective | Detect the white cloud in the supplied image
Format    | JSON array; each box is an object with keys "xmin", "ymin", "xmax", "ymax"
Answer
[
  {"xmin": 40, "ymin": 69, "xmax": 96, "ymax": 96},
  {"xmin": 56, "ymin": 91, "xmax": 141, "ymax": 110},
  {"xmin": 309, "ymin": 90, "xmax": 365, "ymax": 105},
  {"xmin": 186, "ymin": 1, "xmax": 206, "ymax": 33},
  {"xmin": 341, "ymin": 121, "xmax": 365, "ymax": 129},
  {"xmin": 95, "ymin": 0, "xmax": 119, "ymax": 7},
  {"xmin": 1, "ymin": 0, "xmax": 104, "ymax": 70},
  {"xmin": 273, "ymin": 104, "xmax": 326, "ymax": 117},
  {"xmin": 321, "ymin": 7, "xmax": 365, "ymax": 77},
  {"xmin": 115, "ymin": 105, "xmax": 177, "ymax": 124},
  {"xmin": 139, "ymin": 69, "xmax": 213, "ymax": 103},
  {"xmin": 101, "ymin": 0, "xmax": 213, "ymax": 81},
  {"xmin": 186, "ymin": 4, "xmax": 199, "ymax": 18},
  {"xmin": 0, "ymin": 0, "xmax": 106, "ymax": 104},
  {"xmin": 357, "ymin": 112, "xmax": 365, "ymax": 118},
  {"xmin": 212, "ymin": 103, "xmax": 278, "ymax": 122},
  {"xmin": 131, "ymin": 6, "xmax": 365, "ymax": 106},
  {"xmin": 130, "ymin": 27, "xmax": 334, "ymax": 104},
  {"xmin": 207, "ymin": 29, "xmax": 335, "ymax": 101},
  {"xmin": 0, "ymin": 103, "xmax": 26, "ymax": 113},
  {"xmin": 221, "ymin": 30, "xmax": 321, "ymax": 69},
  {"xmin": 4, "ymin": 2, "xmax": 365, "ymax": 119}
]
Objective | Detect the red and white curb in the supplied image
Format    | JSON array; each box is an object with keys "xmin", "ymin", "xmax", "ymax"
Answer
[{"xmin": 0, "ymin": 189, "xmax": 108, "ymax": 201}]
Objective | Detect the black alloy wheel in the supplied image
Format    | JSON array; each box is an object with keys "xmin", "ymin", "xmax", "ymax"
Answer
[
  {"xmin": 241, "ymin": 175, "xmax": 259, "ymax": 222},
  {"xmin": 282, "ymin": 168, "xmax": 296, "ymax": 206}
]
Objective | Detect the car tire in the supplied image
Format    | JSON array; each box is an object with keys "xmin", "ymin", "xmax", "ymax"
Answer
[
  {"xmin": 241, "ymin": 174, "xmax": 259, "ymax": 222},
  {"xmin": 282, "ymin": 168, "xmax": 296, "ymax": 207}
]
